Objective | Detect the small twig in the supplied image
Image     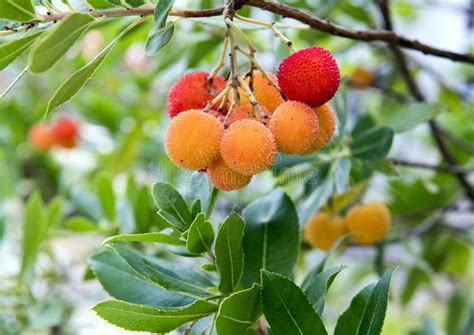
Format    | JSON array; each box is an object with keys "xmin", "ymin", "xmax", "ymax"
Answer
[
  {"xmin": 183, "ymin": 320, "xmax": 197, "ymax": 335},
  {"xmin": 237, "ymin": 75, "xmax": 268, "ymax": 123},
  {"xmin": 208, "ymin": 37, "xmax": 229, "ymax": 83},
  {"xmin": 202, "ymin": 85, "xmax": 231, "ymax": 113},
  {"xmin": 0, "ymin": 67, "xmax": 29, "ymax": 99},
  {"xmin": 388, "ymin": 158, "xmax": 474, "ymax": 174},
  {"xmin": 437, "ymin": 126, "xmax": 474, "ymax": 155}
]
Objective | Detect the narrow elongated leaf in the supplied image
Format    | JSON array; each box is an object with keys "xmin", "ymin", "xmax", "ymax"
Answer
[
  {"xmin": 261, "ymin": 271, "xmax": 327, "ymax": 335},
  {"xmin": 0, "ymin": 0, "xmax": 36, "ymax": 21},
  {"xmin": 0, "ymin": 31, "xmax": 43, "ymax": 70},
  {"xmin": 381, "ymin": 103, "xmax": 444, "ymax": 133},
  {"xmin": 351, "ymin": 127, "xmax": 393, "ymax": 160},
  {"xmin": 103, "ymin": 232, "xmax": 185, "ymax": 246},
  {"xmin": 29, "ymin": 13, "xmax": 95, "ymax": 73},
  {"xmin": 215, "ymin": 214, "xmax": 245, "ymax": 293},
  {"xmin": 299, "ymin": 171, "xmax": 334, "ymax": 227},
  {"xmin": 307, "ymin": 234, "xmax": 351, "ymax": 275},
  {"xmin": 97, "ymin": 175, "xmax": 115, "ymax": 221},
  {"xmin": 132, "ymin": 186, "xmax": 152, "ymax": 233},
  {"xmin": 334, "ymin": 284, "xmax": 376, "ymax": 335},
  {"xmin": 93, "ymin": 299, "xmax": 217, "ymax": 332},
  {"xmin": 64, "ymin": 216, "xmax": 98, "ymax": 232},
  {"xmin": 46, "ymin": 19, "xmax": 141, "ymax": 115},
  {"xmin": 111, "ymin": 244, "xmax": 213, "ymax": 298},
  {"xmin": 19, "ymin": 192, "xmax": 47, "ymax": 282},
  {"xmin": 152, "ymin": 182, "xmax": 192, "ymax": 231},
  {"xmin": 301, "ymin": 266, "xmax": 345, "ymax": 315},
  {"xmin": 242, "ymin": 189, "xmax": 299, "ymax": 287},
  {"xmin": 186, "ymin": 213, "xmax": 214, "ymax": 254},
  {"xmin": 89, "ymin": 250, "xmax": 193, "ymax": 307},
  {"xmin": 153, "ymin": 0, "xmax": 175, "ymax": 29},
  {"xmin": 216, "ymin": 284, "xmax": 261, "ymax": 335},
  {"xmin": 146, "ymin": 22, "xmax": 175, "ymax": 54},
  {"xmin": 46, "ymin": 196, "xmax": 64, "ymax": 228},
  {"xmin": 358, "ymin": 267, "xmax": 397, "ymax": 335},
  {"xmin": 108, "ymin": 0, "xmax": 144, "ymax": 7}
]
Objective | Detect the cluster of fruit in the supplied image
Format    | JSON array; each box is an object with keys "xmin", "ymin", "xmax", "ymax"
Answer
[
  {"xmin": 304, "ymin": 202, "xmax": 392, "ymax": 250},
  {"xmin": 28, "ymin": 117, "xmax": 79, "ymax": 152},
  {"xmin": 164, "ymin": 46, "xmax": 340, "ymax": 191}
]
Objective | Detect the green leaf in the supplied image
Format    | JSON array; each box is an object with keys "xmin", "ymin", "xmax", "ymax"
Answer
[
  {"xmin": 64, "ymin": 216, "xmax": 98, "ymax": 232},
  {"xmin": 215, "ymin": 214, "xmax": 245, "ymax": 293},
  {"xmin": 97, "ymin": 175, "xmax": 115, "ymax": 221},
  {"xmin": 19, "ymin": 192, "xmax": 48, "ymax": 282},
  {"xmin": 190, "ymin": 172, "xmax": 211, "ymax": 212},
  {"xmin": 107, "ymin": 0, "xmax": 145, "ymax": 7},
  {"xmin": 70, "ymin": 189, "xmax": 105, "ymax": 222},
  {"xmin": 334, "ymin": 159, "xmax": 351, "ymax": 194},
  {"xmin": 299, "ymin": 168, "xmax": 334, "ymax": 226},
  {"xmin": 103, "ymin": 232, "xmax": 185, "ymax": 246},
  {"xmin": 380, "ymin": 103, "xmax": 444, "ymax": 133},
  {"xmin": 110, "ymin": 244, "xmax": 214, "ymax": 298},
  {"xmin": 358, "ymin": 267, "xmax": 397, "ymax": 335},
  {"xmin": 152, "ymin": 182, "xmax": 192, "ymax": 231},
  {"xmin": 242, "ymin": 189, "xmax": 299, "ymax": 287},
  {"xmin": 261, "ymin": 270, "xmax": 327, "ymax": 335},
  {"xmin": 191, "ymin": 199, "xmax": 202, "ymax": 220},
  {"xmin": 186, "ymin": 213, "xmax": 214, "ymax": 254},
  {"xmin": 0, "ymin": 0, "xmax": 36, "ymax": 21},
  {"xmin": 46, "ymin": 19, "xmax": 141, "ymax": 115},
  {"xmin": 29, "ymin": 13, "xmax": 95, "ymax": 73},
  {"xmin": 446, "ymin": 289, "xmax": 470, "ymax": 335},
  {"xmin": 152, "ymin": 0, "xmax": 175, "ymax": 29},
  {"xmin": 46, "ymin": 196, "xmax": 64, "ymax": 228},
  {"xmin": 89, "ymin": 250, "xmax": 193, "ymax": 307},
  {"xmin": 334, "ymin": 284, "xmax": 376, "ymax": 335},
  {"xmin": 351, "ymin": 127, "xmax": 394, "ymax": 160},
  {"xmin": 216, "ymin": 284, "xmax": 261, "ymax": 335},
  {"xmin": 146, "ymin": 22, "xmax": 175, "ymax": 55},
  {"xmin": 132, "ymin": 186, "xmax": 152, "ymax": 233},
  {"xmin": 0, "ymin": 31, "xmax": 43, "ymax": 70},
  {"xmin": 333, "ymin": 80, "xmax": 347, "ymax": 140},
  {"xmin": 309, "ymin": 235, "xmax": 351, "ymax": 275},
  {"xmin": 301, "ymin": 266, "xmax": 345, "ymax": 315},
  {"xmin": 93, "ymin": 299, "xmax": 217, "ymax": 332}
]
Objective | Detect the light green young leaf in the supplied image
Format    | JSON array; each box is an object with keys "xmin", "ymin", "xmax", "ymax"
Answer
[
  {"xmin": 261, "ymin": 270, "xmax": 327, "ymax": 335},
  {"xmin": 301, "ymin": 266, "xmax": 345, "ymax": 315},
  {"xmin": 0, "ymin": 0, "xmax": 36, "ymax": 21},
  {"xmin": 186, "ymin": 213, "xmax": 214, "ymax": 254},
  {"xmin": 65, "ymin": 216, "xmax": 98, "ymax": 232},
  {"xmin": 111, "ymin": 244, "xmax": 214, "ymax": 298},
  {"xmin": 216, "ymin": 284, "xmax": 261, "ymax": 335},
  {"xmin": 242, "ymin": 189, "xmax": 299, "ymax": 287},
  {"xmin": 103, "ymin": 232, "xmax": 185, "ymax": 246},
  {"xmin": 215, "ymin": 214, "xmax": 245, "ymax": 294},
  {"xmin": 334, "ymin": 284, "xmax": 376, "ymax": 335},
  {"xmin": 46, "ymin": 196, "xmax": 64, "ymax": 228},
  {"xmin": 46, "ymin": 19, "xmax": 142, "ymax": 115},
  {"xmin": 97, "ymin": 175, "xmax": 115, "ymax": 221},
  {"xmin": 93, "ymin": 299, "xmax": 217, "ymax": 332},
  {"xmin": 29, "ymin": 13, "xmax": 95, "ymax": 73},
  {"xmin": 89, "ymin": 249, "xmax": 193, "ymax": 307},
  {"xmin": 0, "ymin": 31, "xmax": 43, "ymax": 70},
  {"xmin": 358, "ymin": 267, "xmax": 397, "ymax": 335},
  {"xmin": 152, "ymin": 181, "xmax": 192, "ymax": 231},
  {"xmin": 380, "ymin": 103, "xmax": 445, "ymax": 133}
]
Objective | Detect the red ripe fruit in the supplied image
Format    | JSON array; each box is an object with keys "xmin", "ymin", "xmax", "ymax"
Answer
[
  {"xmin": 167, "ymin": 71, "xmax": 227, "ymax": 118},
  {"xmin": 51, "ymin": 117, "xmax": 79, "ymax": 148},
  {"xmin": 277, "ymin": 47, "xmax": 340, "ymax": 107},
  {"xmin": 28, "ymin": 123, "xmax": 53, "ymax": 151}
]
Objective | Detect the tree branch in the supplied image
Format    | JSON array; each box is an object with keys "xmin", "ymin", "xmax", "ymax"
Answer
[
  {"xmin": 388, "ymin": 158, "xmax": 474, "ymax": 174},
  {"xmin": 246, "ymin": 0, "xmax": 474, "ymax": 63},
  {"xmin": 377, "ymin": 0, "xmax": 474, "ymax": 202}
]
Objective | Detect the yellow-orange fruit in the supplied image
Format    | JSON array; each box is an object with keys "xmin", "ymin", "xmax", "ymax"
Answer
[
  {"xmin": 348, "ymin": 67, "xmax": 376, "ymax": 87},
  {"xmin": 302, "ymin": 103, "xmax": 336, "ymax": 154},
  {"xmin": 164, "ymin": 109, "xmax": 224, "ymax": 170},
  {"xmin": 29, "ymin": 123, "xmax": 53, "ymax": 151},
  {"xmin": 227, "ymin": 104, "xmax": 272, "ymax": 126},
  {"xmin": 304, "ymin": 212, "xmax": 348, "ymax": 251},
  {"xmin": 346, "ymin": 202, "xmax": 391, "ymax": 244},
  {"xmin": 232, "ymin": 71, "xmax": 284, "ymax": 112},
  {"xmin": 220, "ymin": 119, "xmax": 277, "ymax": 175},
  {"xmin": 269, "ymin": 101, "xmax": 319, "ymax": 155},
  {"xmin": 207, "ymin": 157, "xmax": 252, "ymax": 191}
]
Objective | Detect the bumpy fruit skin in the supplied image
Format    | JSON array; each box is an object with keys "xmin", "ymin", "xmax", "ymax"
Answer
[
  {"xmin": 29, "ymin": 123, "xmax": 53, "ymax": 151},
  {"xmin": 302, "ymin": 103, "xmax": 336, "ymax": 154},
  {"xmin": 220, "ymin": 119, "xmax": 277, "ymax": 175},
  {"xmin": 269, "ymin": 101, "xmax": 319, "ymax": 155},
  {"xmin": 233, "ymin": 71, "xmax": 284, "ymax": 112},
  {"xmin": 277, "ymin": 47, "xmax": 340, "ymax": 107},
  {"xmin": 304, "ymin": 212, "xmax": 347, "ymax": 251},
  {"xmin": 346, "ymin": 202, "xmax": 391, "ymax": 244},
  {"xmin": 165, "ymin": 109, "xmax": 224, "ymax": 170},
  {"xmin": 51, "ymin": 117, "xmax": 79, "ymax": 148},
  {"xmin": 208, "ymin": 157, "xmax": 252, "ymax": 191},
  {"xmin": 167, "ymin": 71, "xmax": 226, "ymax": 118},
  {"xmin": 227, "ymin": 104, "xmax": 271, "ymax": 126}
]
